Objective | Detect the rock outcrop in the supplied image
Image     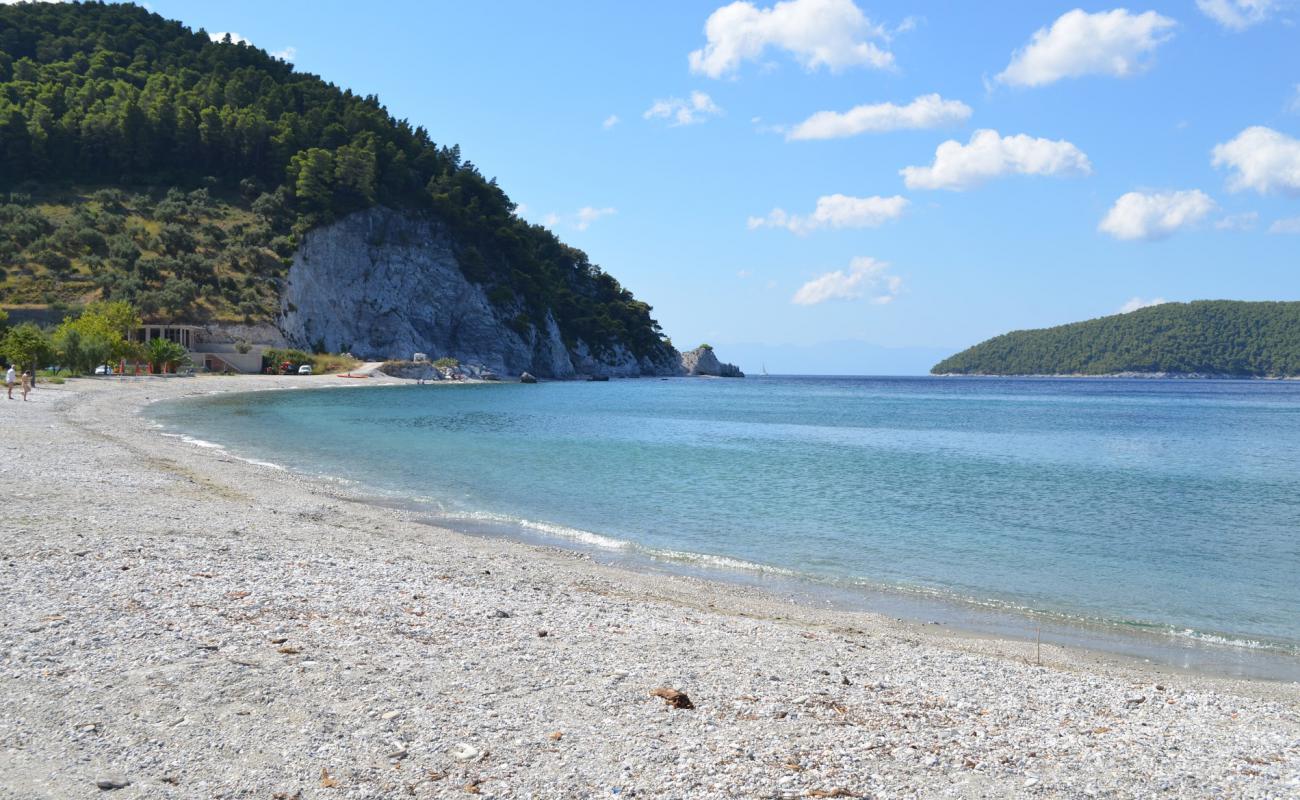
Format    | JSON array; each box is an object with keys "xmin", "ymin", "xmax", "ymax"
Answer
[
  {"xmin": 679, "ymin": 345, "xmax": 744, "ymax": 377},
  {"xmin": 377, "ymin": 361, "xmax": 441, "ymax": 381},
  {"xmin": 278, "ymin": 207, "xmax": 681, "ymax": 379}
]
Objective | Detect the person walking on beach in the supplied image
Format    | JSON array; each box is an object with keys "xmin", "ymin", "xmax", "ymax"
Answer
[
  {"xmin": 5, "ymin": 364, "xmax": 15, "ymax": 400},
  {"xmin": 20, "ymin": 370, "xmax": 32, "ymax": 401}
]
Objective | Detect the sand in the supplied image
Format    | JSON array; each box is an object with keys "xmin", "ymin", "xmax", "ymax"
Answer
[{"xmin": 1, "ymin": 373, "xmax": 1297, "ymax": 799}]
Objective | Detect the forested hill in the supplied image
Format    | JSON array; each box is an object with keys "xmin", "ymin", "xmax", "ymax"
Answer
[
  {"xmin": 932, "ymin": 301, "xmax": 1300, "ymax": 377},
  {"xmin": 0, "ymin": 2, "xmax": 672, "ymax": 363}
]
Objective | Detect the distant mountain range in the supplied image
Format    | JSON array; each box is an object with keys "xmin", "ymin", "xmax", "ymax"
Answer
[
  {"xmin": 717, "ymin": 341, "xmax": 953, "ymax": 376},
  {"xmin": 932, "ymin": 301, "xmax": 1300, "ymax": 377}
]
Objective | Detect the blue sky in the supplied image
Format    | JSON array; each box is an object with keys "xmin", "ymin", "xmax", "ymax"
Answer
[{"xmin": 145, "ymin": 0, "xmax": 1300, "ymax": 373}]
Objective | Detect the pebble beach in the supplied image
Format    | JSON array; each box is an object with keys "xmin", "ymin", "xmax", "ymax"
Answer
[{"xmin": 1, "ymin": 375, "xmax": 1298, "ymax": 799}]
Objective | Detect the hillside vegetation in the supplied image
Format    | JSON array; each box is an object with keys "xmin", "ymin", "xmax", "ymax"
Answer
[
  {"xmin": 932, "ymin": 301, "xmax": 1300, "ymax": 377},
  {"xmin": 0, "ymin": 2, "xmax": 669, "ymax": 358}
]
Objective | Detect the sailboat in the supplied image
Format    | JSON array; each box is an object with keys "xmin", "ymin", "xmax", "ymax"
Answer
[{"xmin": 761, "ymin": 362, "xmax": 769, "ymax": 377}]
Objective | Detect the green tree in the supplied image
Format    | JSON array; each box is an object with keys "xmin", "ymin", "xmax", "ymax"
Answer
[
  {"xmin": 288, "ymin": 148, "xmax": 336, "ymax": 212},
  {"xmin": 1, "ymin": 322, "xmax": 53, "ymax": 377},
  {"xmin": 145, "ymin": 336, "xmax": 187, "ymax": 373}
]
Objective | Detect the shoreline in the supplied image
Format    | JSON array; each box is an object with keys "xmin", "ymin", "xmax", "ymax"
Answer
[
  {"xmin": 152, "ymin": 377, "xmax": 1300, "ymax": 681},
  {"xmin": 3, "ymin": 374, "xmax": 1298, "ymax": 797}
]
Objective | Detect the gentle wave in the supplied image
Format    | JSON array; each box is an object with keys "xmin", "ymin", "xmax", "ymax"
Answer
[
  {"xmin": 433, "ymin": 509, "xmax": 805, "ymax": 577},
  {"xmin": 158, "ymin": 431, "xmax": 286, "ymax": 470},
  {"xmin": 433, "ymin": 505, "xmax": 1298, "ymax": 655}
]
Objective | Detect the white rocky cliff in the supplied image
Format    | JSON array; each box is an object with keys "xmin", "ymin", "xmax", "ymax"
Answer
[
  {"xmin": 277, "ymin": 207, "xmax": 681, "ymax": 378},
  {"xmin": 679, "ymin": 345, "xmax": 744, "ymax": 377}
]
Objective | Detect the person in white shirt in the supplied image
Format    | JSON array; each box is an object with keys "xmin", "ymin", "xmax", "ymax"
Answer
[{"xmin": 5, "ymin": 365, "xmax": 15, "ymax": 400}]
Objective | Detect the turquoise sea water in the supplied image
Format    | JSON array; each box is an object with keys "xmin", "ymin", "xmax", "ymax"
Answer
[{"xmin": 152, "ymin": 377, "xmax": 1300, "ymax": 671}]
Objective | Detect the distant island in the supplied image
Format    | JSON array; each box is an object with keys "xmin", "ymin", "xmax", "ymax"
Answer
[{"xmin": 932, "ymin": 301, "xmax": 1300, "ymax": 378}]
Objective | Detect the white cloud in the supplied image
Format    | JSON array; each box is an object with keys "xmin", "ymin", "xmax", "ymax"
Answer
[
  {"xmin": 1119, "ymin": 296, "xmax": 1168, "ymax": 313},
  {"xmin": 748, "ymin": 194, "xmax": 908, "ymax": 235},
  {"xmin": 643, "ymin": 92, "xmax": 723, "ymax": 126},
  {"xmin": 209, "ymin": 31, "xmax": 252, "ymax": 46},
  {"xmin": 575, "ymin": 206, "xmax": 616, "ymax": 231},
  {"xmin": 786, "ymin": 94, "xmax": 972, "ymax": 141},
  {"xmin": 602, "ymin": 114, "xmax": 620, "ymax": 129},
  {"xmin": 1212, "ymin": 126, "xmax": 1300, "ymax": 195},
  {"xmin": 271, "ymin": 46, "xmax": 297, "ymax": 61},
  {"xmin": 792, "ymin": 257, "xmax": 901, "ymax": 306},
  {"xmin": 1196, "ymin": 0, "xmax": 1279, "ymax": 30},
  {"xmin": 1098, "ymin": 190, "xmax": 1216, "ymax": 241},
  {"xmin": 1215, "ymin": 211, "xmax": 1258, "ymax": 230},
  {"xmin": 997, "ymin": 9, "xmax": 1176, "ymax": 88},
  {"xmin": 688, "ymin": 0, "xmax": 894, "ymax": 78},
  {"xmin": 525, "ymin": 207, "xmax": 615, "ymax": 231},
  {"xmin": 901, "ymin": 129, "xmax": 1092, "ymax": 191},
  {"xmin": 1270, "ymin": 216, "xmax": 1300, "ymax": 234}
]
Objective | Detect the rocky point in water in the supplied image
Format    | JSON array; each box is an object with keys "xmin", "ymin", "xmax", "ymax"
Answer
[{"xmin": 679, "ymin": 345, "xmax": 744, "ymax": 377}]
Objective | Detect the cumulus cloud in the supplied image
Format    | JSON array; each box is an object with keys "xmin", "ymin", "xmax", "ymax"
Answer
[
  {"xmin": 602, "ymin": 114, "xmax": 621, "ymax": 129},
  {"xmin": 1119, "ymin": 296, "xmax": 1169, "ymax": 313},
  {"xmin": 1098, "ymin": 190, "xmax": 1216, "ymax": 241},
  {"xmin": 643, "ymin": 92, "xmax": 723, "ymax": 126},
  {"xmin": 271, "ymin": 47, "xmax": 297, "ymax": 61},
  {"xmin": 997, "ymin": 9, "xmax": 1176, "ymax": 88},
  {"xmin": 1213, "ymin": 126, "xmax": 1300, "ymax": 195},
  {"xmin": 748, "ymin": 194, "xmax": 908, "ymax": 235},
  {"xmin": 689, "ymin": 0, "xmax": 894, "ymax": 78},
  {"xmin": 792, "ymin": 257, "xmax": 901, "ymax": 306},
  {"xmin": 901, "ymin": 129, "xmax": 1092, "ymax": 191},
  {"xmin": 209, "ymin": 31, "xmax": 252, "ymax": 46},
  {"xmin": 785, "ymin": 94, "xmax": 972, "ymax": 141},
  {"xmin": 1270, "ymin": 216, "xmax": 1300, "ymax": 234},
  {"xmin": 1196, "ymin": 0, "xmax": 1279, "ymax": 30}
]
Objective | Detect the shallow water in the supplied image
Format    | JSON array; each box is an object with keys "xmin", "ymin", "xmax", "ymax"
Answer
[{"xmin": 152, "ymin": 376, "xmax": 1300, "ymax": 674}]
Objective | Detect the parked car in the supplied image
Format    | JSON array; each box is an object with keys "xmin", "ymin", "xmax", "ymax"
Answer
[
  {"xmin": 94, "ymin": 365, "xmax": 114, "ymax": 375},
  {"xmin": 297, "ymin": 364, "xmax": 313, "ymax": 375}
]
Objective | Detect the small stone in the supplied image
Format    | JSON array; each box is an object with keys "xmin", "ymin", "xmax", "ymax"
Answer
[
  {"xmin": 95, "ymin": 776, "xmax": 130, "ymax": 790},
  {"xmin": 490, "ymin": 609, "xmax": 510, "ymax": 619},
  {"xmin": 548, "ymin": 731, "xmax": 563, "ymax": 741},
  {"xmin": 387, "ymin": 749, "xmax": 409, "ymax": 761},
  {"xmin": 451, "ymin": 742, "xmax": 481, "ymax": 762},
  {"xmin": 381, "ymin": 710, "xmax": 400, "ymax": 720},
  {"xmin": 537, "ymin": 630, "xmax": 548, "ymax": 637},
  {"xmin": 1125, "ymin": 694, "xmax": 1146, "ymax": 707},
  {"xmin": 650, "ymin": 687, "xmax": 694, "ymax": 709}
]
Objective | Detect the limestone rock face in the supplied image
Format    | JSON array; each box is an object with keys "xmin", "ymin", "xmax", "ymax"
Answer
[
  {"xmin": 679, "ymin": 346, "xmax": 744, "ymax": 377},
  {"xmin": 277, "ymin": 207, "xmax": 681, "ymax": 378}
]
